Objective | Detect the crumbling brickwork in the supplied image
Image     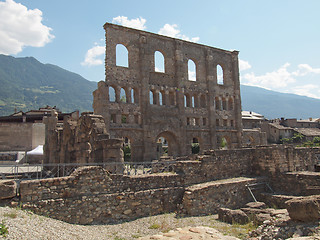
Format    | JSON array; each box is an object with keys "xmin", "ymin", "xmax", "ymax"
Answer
[
  {"xmin": 93, "ymin": 23, "xmax": 243, "ymax": 161},
  {"xmin": 43, "ymin": 110, "xmax": 123, "ymax": 169}
]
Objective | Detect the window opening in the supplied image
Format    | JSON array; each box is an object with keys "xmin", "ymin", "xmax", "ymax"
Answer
[
  {"xmin": 123, "ymin": 137, "xmax": 131, "ymax": 161},
  {"xmin": 159, "ymin": 91, "xmax": 163, "ymax": 105},
  {"xmin": 111, "ymin": 114, "xmax": 117, "ymax": 123},
  {"xmin": 109, "ymin": 86, "xmax": 116, "ymax": 102},
  {"xmin": 191, "ymin": 137, "xmax": 200, "ymax": 154},
  {"xmin": 121, "ymin": 114, "xmax": 128, "ymax": 123},
  {"xmin": 156, "ymin": 137, "xmax": 168, "ymax": 158},
  {"xmin": 149, "ymin": 91, "xmax": 154, "ymax": 105},
  {"xmin": 116, "ymin": 44, "xmax": 128, "ymax": 67},
  {"xmin": 217, "ymin": 64, "xmax": 224, "ymax": 84},
  {"xmin": 188, "ymin": 59, "xmax": 196, "ymax": 81},
  {"xmin": 120, "ymin": 88, "xmax": 126, "ymax": 103},
  {"xmin": 131, "ymin": 89, "xmax": 134, "ymax": 103},
  {"xmin": 154, "ymin": 51, "xmax": 165, "ymax": 73}
]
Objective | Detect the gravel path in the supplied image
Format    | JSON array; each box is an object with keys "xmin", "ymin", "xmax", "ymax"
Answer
[{"xmin": 0, "ymin": 206, "xmax": 251, "ymax": 240}]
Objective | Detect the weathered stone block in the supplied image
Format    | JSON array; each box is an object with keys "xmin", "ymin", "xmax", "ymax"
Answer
[
  {"xmin": 0, "ymin": 180, "xmax": 17, "ymax": 199},
  {"xmin": 286, "ymin": 195, "xmax": 320, "ymax": 222},
  {"xmin": 218, "ymin": 208, "xmax": 249, "ymax": 224}
]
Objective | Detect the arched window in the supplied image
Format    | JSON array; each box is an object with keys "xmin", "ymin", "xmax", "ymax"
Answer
[
  {"xmin": 154, "ymin": 51, "xmax": 165, "ymax": 73},
  {"xmin": 149, "ymin": 90, "xmax": 154, "ymax": 105},
  {"xmin": 131, "ymin": 88, "xmax": 139, "ymax": 104},
  {"xmin": 131, "ymin": 89, "xmax": 135, "ymax": 103},
  {"xmin": 120, "ymin": 88, "xmax": 127, "ymax": 103},
  {"xmin": 215, "ymin": 97, "xmax": 220, "ymax": 110},
  {"xmin": 228, "ymin": 97, "xmax": 234, "ymax": 110},
  {"xmin": 222, "ymin": 97, "xmax": 227, "ymax": 110},
  {"xmin": 116, "ymin": 44, "xmax": 128, "ymax": 67},
  {"xmin": 109, "ymin": 86, "xmax": 116, "ymax": 102},
  {"xmin": 200, "ymin": 94, "xmax": 206, "ymax": 108},
  {"xmin": 184, "ymin": 94, "xmax": 191, "ymax": 107},
  {"xmin": 217, "ymin": 64, "xmax": 224, "ymax": 85},
  {"xmin": 188, "ymin": 59, "xmax": 196, "ymax": 81},
  {"xmin": 159, "ymin": 91, "xmax": 163, "ymax": 105}
]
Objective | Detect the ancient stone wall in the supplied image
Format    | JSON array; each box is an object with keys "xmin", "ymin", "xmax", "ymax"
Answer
[
  {"xmin": 93, "ymin": 23, "xmax": 243, "ymax": 162},
  {"xmin": 43, "ymin": 111, "xmax": 123, "ymax": 170},
  {"xmin": 270, "ymin": 171, "xmax": 320, "ymax": 195},
  {"xmin": 252, "ymin": 145, "xmax": 320, "ymax": 177},
  {"xmin": 2, "ymin": 145, "xmax": 319, "ymax": 224},
  {"xmin": 182, "ymin": 177, "xmax": 260, "ymax": 216}
]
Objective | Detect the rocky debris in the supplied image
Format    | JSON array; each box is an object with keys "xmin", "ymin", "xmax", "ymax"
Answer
[
  {"xmin": 245, "ymin": 201, "xmax": 266, "ymax": 209},
  {"xmin": 286, "ymin": 195, "xmax": 320, "ymax": 222},
  {"xmin": 0, "ymin": 180, "xmax": 16, "ymax": 200},
  {"xmin": 139, "ymin": 226, "xmax": 240, "ymax": 240},
  {"xmin": 248, "ymin": 219, "xmax": 319, "ymax": 240},
  {"xmin": 218, "ymin": 208, "xmax": 249, "ymax": 224}
]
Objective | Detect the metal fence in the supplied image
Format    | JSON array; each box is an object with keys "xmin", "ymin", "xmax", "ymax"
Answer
[{"xmin": 0, "ymin": 161, "xmax": 176, "ymax": 181}]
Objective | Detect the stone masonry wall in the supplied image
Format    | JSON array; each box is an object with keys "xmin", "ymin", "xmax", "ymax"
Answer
[
  {"xmin": 182, "ymin": 177, "xmax": 260, "ymax": 216},
  {"xmin": 270, "ymin": 171, "xmax": 320, "ymax": 195},
  {"xmin": 2, "ymin": 145, "xmax": 319, "ymax": 224}
]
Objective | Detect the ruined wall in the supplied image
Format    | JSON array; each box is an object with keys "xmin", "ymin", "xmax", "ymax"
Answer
[
  {"xmin": 19, "ymin": 166, "xmax": 184, "ymax": 224},
  {"xmin": 43, "ymin": 111, "xmax": 124, "ymax": 169},
  {"xmin": 93, "ymin": 23, "xmax": 243, "ymax": 162},
  {"xmin": 269, "ymin": 171, "xmax": 320, "ymax": 195},
  {"xmin": 2, "ymin": 145, "xmax": 319, "ymax": 224},
  {"xmin": 252, "ymin": 145, "xmax": 320, "ymax": 176},
  {"xmin": 182, "ymin": 177, "xmax": 260, "ymax": 216}
]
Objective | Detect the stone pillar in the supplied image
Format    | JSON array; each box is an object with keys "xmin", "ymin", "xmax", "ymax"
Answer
[
  {"xmin": 231, "ymin": 51, "xmax": 243, "ymax": 148},
  {"xmin": 206, "ymin": 50, "xmax": 217, "ymax": 149}
]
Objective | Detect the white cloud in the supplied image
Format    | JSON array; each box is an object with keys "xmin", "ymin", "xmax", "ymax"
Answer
[
  {"xmin": 112, "ymin": 16, "xmax": 146, "ymax": 30},
  {"xmin": 158, "ymin": 23, "xmax": 199, "ymax": 43},
  {"xmin": 0, "ymin": 0, "xmax": 54, "ymax": 55},
  {"xmin": 241, "ymin": 63, "xmax": 296, "ymax": 89},
  {"xmin": 293, "ymin": 64, "xmax": 320, "ymax": 76},
  {"xmin": 291, "ymin": 84, "xmax": 320, "ymax": 99},
  {"xmin": 81, "ymin": 45, "xmax": 105, "ymax": 66},
  {"xmin": 239, "ymin": 59, "xmax": 251, "ymax": 72}
]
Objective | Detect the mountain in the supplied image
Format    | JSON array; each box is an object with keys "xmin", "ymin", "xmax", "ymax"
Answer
[
  {"xmin": 0, "ymin": 54, "xmax": 319, "ymax": 119},
  {"xmin": 0, "ymin": 54, "xmax": 97, "ymax": 116},
  {"xmin": 241, "ymin": 85, "xmax": 320, "ymax": 119}
]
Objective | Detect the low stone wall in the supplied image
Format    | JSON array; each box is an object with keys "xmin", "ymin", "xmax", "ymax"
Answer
[
  {"xmin": 182, "ymin": 177, "xmax": 261, "ymax": 216},
  {"xmin": 269, "ymin": 171, "xmax": 320, "ymax": 196},
  {"xmin": 252, "ymin": 145, "xmax": 319, "ymax": 177},
  {"xmin": 20, "ymin": 166, "xmax": 183, "ymax": 202},
  {"xmin": 1, "ymin": 145, "xmax": 319, "ymax": 224},
  {"xmin": 22, "ymin": 186, "xmax": 184, "ymax": 224}
]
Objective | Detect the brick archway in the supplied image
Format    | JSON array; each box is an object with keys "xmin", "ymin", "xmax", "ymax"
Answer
[{"xmin": 156, "ymin": 131, "xmax": 180, "ymax": 158}]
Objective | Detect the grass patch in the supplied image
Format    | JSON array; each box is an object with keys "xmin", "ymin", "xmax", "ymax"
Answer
[
  {"xmin": 0, "ymin": 221, "xmax": 8, "ymax": 237},
  {"xmin": 131, "ymin": 234, "xmax": 141, "ymax": 238},
  {"xmin": 212, "ymin": 221, "xmax": 258, "ymax": 240},
  {"xmin": 149, "ymin": 223, "xmax": 160, "ymax": 229},
  {"xmin": 114, "ymin": 237, "xmax": 126, "ymax": 240},
  {"xmin": 4, "ymin": 211, "xmax": 17, "ymax": 219}
]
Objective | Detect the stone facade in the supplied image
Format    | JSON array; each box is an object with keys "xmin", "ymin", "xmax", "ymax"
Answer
[{"xmin": 93, "ymin": 23, "xmax": 243, "ymax": 162}]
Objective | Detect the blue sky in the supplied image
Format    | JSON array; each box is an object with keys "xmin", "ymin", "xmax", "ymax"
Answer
[{"xmin": 1, "ymin": 0, "xmax": 320, "ymax": 99}]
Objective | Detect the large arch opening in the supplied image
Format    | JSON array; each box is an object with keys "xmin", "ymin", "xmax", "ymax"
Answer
[{"xmin": 155, "ymin": 131, "xmax": 180, "ymax": 159}]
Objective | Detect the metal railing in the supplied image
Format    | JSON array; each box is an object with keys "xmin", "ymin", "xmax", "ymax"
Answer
[{"xmin": 0, "ymin": 161, "xmax": 176, "ymax": 181}]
